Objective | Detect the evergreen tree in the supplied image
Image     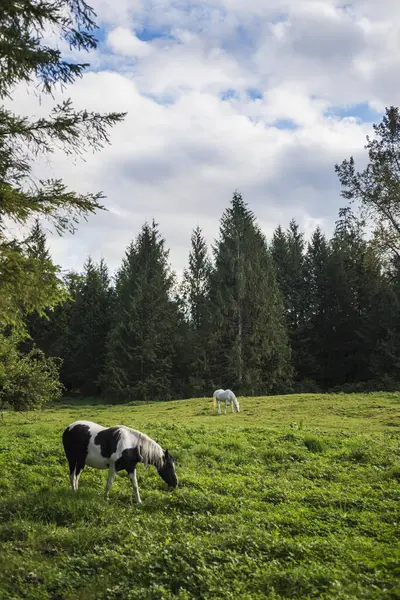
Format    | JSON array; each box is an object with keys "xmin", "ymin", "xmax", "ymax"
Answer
[
  {"xmin": 1, "ymin": 220, "xmax": 65, "ymax": 410},
  {"xmin": 62, "ymin": 258, "xmax": 113, "ymax": 395},
  {"xmin": 302, "ymin": 226, "xmax": 331, "ymax": 388},
  {"xmin": 22, "ymin": 220, "xmax": 67, "ymax": 356},
  {"xmin": 0, "ymin": 0, "xmax": 125, "ymax": 333},
  {"xmin": 303, "ymin": 209, "xmax": 392, "ymax": 389},
  {"xmin": 271, "ymin": 220, "xmax": 308, "ymax": 382},
  {"xmin": 103, "ymin": 222, "xmax": 178, "ymax": 401},
  {"xmin": 181, "ymin": 227, "xmax": 212, "ymax": 395},
  {"xmin": 372, "ymin": 257, "xmax": 400, "ymax": 385},
  {"xmin": 0, "ymin": 1, "xmax": 124, "ymax": 409},
  {"xmin": 209, "ymin": 192, "xmax": 292, "ymax": 395}
]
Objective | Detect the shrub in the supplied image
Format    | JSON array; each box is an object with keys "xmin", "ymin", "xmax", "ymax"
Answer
[{"xmin": 0, "ymin": 333, "xmax": 64, "ymax": 411}]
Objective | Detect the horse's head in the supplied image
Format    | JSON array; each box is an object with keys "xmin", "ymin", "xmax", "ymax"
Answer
[{"xmin": 157, "ymin": 449, "xmax": 178, "ymax": 489}]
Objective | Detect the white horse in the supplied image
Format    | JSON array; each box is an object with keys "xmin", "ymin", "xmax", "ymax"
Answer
[{"xmin": 212, "ymin": 389, "xmax": 240, "ymax": 415}]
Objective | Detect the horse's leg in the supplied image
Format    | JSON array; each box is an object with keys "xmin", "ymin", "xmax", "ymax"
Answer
[
  {"xmin": 105, "ymin": 464, "xmax": 117, "ymax": 498},
  {"xmin": 231, "ymin": 400, "xmax": 234, "ymax": 413},
  {"xmin": 217, "ymin": 400, "xmax": 221, "ymax": 414},
  {"xmin": 67, "ymin": 457, "xmax": 78, "ymax": 491},
  {"xmin": 224, "ymin": 400, "xmax": 227, "ymax": 415},
  {"xmin": 128, "ymin": 467, "xmax": 142, "ymax": 504},
  {"xmin": 74, "ymin": 461, "xmax": 85, "ymax": 491}
]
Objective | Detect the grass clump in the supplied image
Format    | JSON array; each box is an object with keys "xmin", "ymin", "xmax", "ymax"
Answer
[{"xmin": 303, "ymin": 434, "xmax": 325, "ymax": 453}]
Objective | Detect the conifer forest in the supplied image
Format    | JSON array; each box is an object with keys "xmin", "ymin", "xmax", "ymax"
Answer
[{"xmin": 17, "ymin": 186, "xmax": 400, "ymax": 405}]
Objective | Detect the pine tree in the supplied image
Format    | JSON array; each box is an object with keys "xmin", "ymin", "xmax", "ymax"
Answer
[
  {"xmin": 373, "ymin": 257, "xmax": 400, "ymax": 385},
  {"xmin": 103, "ymin": 222, "xmax": 178, "ymax": 401},
  {"xmin": 271, "ymin": 220, "xmax": 308, "ymax": 383},
  {"xmin": 181, "ymin": 226, "xmax": 212, "ymax": 395},
  {"xmin": 61, "ymin": 258, "xmax": 113, "ymax": 395},
  {"xmin": 302, "ymin": 226, "xmax": 331, "ymax": 388},
  {"xmin": 0, "ymin": 0, "xmax": 125, "ymax": 332},
  {"xmin": 209, "ymin": 192, "xmax": 292, "ymax": 395},
  {"xmin": 303, "ymin": 209, "xmax": 392, "ymax": 390}
]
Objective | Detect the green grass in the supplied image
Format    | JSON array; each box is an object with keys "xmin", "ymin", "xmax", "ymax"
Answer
[{"xmin": 0, "ymin": 392, "xmax": 399, "ymax": 599}]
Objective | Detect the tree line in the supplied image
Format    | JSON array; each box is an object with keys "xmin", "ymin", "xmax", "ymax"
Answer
[
  {"xmin": 22, "ymin": 191, "xmax": 400, "ymax": 403},
  {"xmin": 1, "ymin": 1, "xmax": 400, "ymax": 410}
]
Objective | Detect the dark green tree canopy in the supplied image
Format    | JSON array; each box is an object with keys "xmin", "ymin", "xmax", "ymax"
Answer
[
  {"xmin": 103, "ymin": 221, "xmax": 179, "ymax": 401},
  {"xmin": 209, "ymin": 192, "xmax": 292, "ymax": 394}
]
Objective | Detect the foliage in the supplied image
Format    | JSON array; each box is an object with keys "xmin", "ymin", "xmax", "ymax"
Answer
[
  {"xmin": 103, "ymin": 221, "xmax": 179, "ymax": 401},
  {"xmin": 0, "ymin": 332, "xmax": 63, "ymax": 411},
  {"xmin": 209, "ymin": 192, "xmax": 292, "ymax": 395},
  {"xmin": 335, "ymin": 106, "xmax": 400, "ymax": 261},
  {"xmin": 270, "ymin": 220, "xmax": 308, "ymax": 382},
  {"xmin": 0, "ymin": 393, "xmax": 399, "ymax": 598},
  {"xmin": 0, "ymin": 0, "xmax": 125, "ymax": 332},
  {"xmin": 61, "ymin": 258, "xmax": 113, "ymax": 395},
  {"xmin": 181, "ymin": 226, "xmax": 212, "ymax": 395}
]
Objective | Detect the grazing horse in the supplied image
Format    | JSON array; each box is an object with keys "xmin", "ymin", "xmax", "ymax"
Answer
[
  {"xmin": 62, "ymin": 420, "xmax": 178, "ymax": 503},
  {"xmin": 212, "ymin": 389, "xmax": 240, "ymax": 415}
]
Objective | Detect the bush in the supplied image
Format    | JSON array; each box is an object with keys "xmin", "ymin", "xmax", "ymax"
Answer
[{"xmin": 0, "ymin": 333, "xmax": 64, "ymax": 411}]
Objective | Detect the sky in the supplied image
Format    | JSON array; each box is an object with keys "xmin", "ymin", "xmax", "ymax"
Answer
[{"xmin": 8, "ymin": 0, "xmax": 400, "ymax": 278}]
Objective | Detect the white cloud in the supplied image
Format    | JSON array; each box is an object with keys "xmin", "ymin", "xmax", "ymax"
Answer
[
  {"xmin": 6, "ymin": 0, "xmax": 399, "ymax": 277},
  {"xmin": 107, "ymin": 27, "xmax": 153, "ymax": 57}
]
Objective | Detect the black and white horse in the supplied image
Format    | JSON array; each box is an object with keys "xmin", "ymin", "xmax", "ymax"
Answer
[{"xmin": 62, "ymin": 420, "xmax": 178, "ymax": 503}]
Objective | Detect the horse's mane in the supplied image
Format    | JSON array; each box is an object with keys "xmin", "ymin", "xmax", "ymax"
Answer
[{"xmin": 127, "ymin": 428, "xmax": 164, "ymax": 469}]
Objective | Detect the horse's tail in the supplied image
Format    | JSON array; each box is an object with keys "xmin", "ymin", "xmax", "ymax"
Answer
[
  {"xmin": 212, "ymin": 389, "xmax": 221, "ymax": 410},
  {"xmin": 230, "ymin": 391, "xmax": 240, "ymax": 413}
]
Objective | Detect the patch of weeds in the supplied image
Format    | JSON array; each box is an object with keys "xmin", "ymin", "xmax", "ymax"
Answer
[
  {"xmin": 263, "ymin": 489, "xmax": 287, "ymax": 504},
  {"xmin": 346, "ymin": 443, "xmax": 372, "ymax": 464},
  {"xmin": 386, "ymin": 463, "xmax": 400, "ymax": 482},
  {"xmin": 303, "ymin": 435, "xmax": 325, "ymax": 453}
]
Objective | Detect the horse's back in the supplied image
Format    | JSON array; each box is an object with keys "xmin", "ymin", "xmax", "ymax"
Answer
[{"xmin": 65, "ymin": 420, "xmax": 105, "ymax": 434}]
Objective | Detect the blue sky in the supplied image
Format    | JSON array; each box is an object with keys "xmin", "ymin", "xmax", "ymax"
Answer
[{"xmin": 13, "ymin": 0, "xmax": 398, "ymax": 276}]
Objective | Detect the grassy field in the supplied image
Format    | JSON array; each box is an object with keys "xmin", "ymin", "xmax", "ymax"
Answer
[{"xmin": 0, "ymin": 392, "xmax": 399, "ymax": 600}]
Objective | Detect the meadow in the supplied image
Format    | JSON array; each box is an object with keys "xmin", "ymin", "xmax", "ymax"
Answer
[{"xmin": 0, "ymin": 392, "xmax": 399, "ymax": 600}]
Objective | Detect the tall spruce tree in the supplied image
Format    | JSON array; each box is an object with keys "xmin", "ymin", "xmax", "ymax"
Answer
[
  {"xmin": 302, "ymin": 226, "xmax": 331, "ymax": 388},
  {"xmin": 373, "ymin": 257, "xmax": 400, "ymax": 385},
  {"xmin": 271, "ymin": 220, "xmax": 308, "ymax": 383},
  {"xmin": 325, "ymin": 208, "xmax": 393, "ymax": 388},
  {"xmin": 103, "ymin": 222, "xmax": 178, "ymax": 401},
  {"xmin": 181, "ymin": 226, "xmax": 212, "ymax": 395},
  {"xmin": 209, "ymin": 192, "xmax": 292, "ymax": 395},
  {"xmin": 61, "ymin": 258, "xmax": 113, "ymax": 395},
  {"xmin": 303, "ymin": 209, "xmax": 392, "ymax": 390},
  {"xmin": 22, "ymin": 219, "xmax": 65, "ymax": 356}
]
